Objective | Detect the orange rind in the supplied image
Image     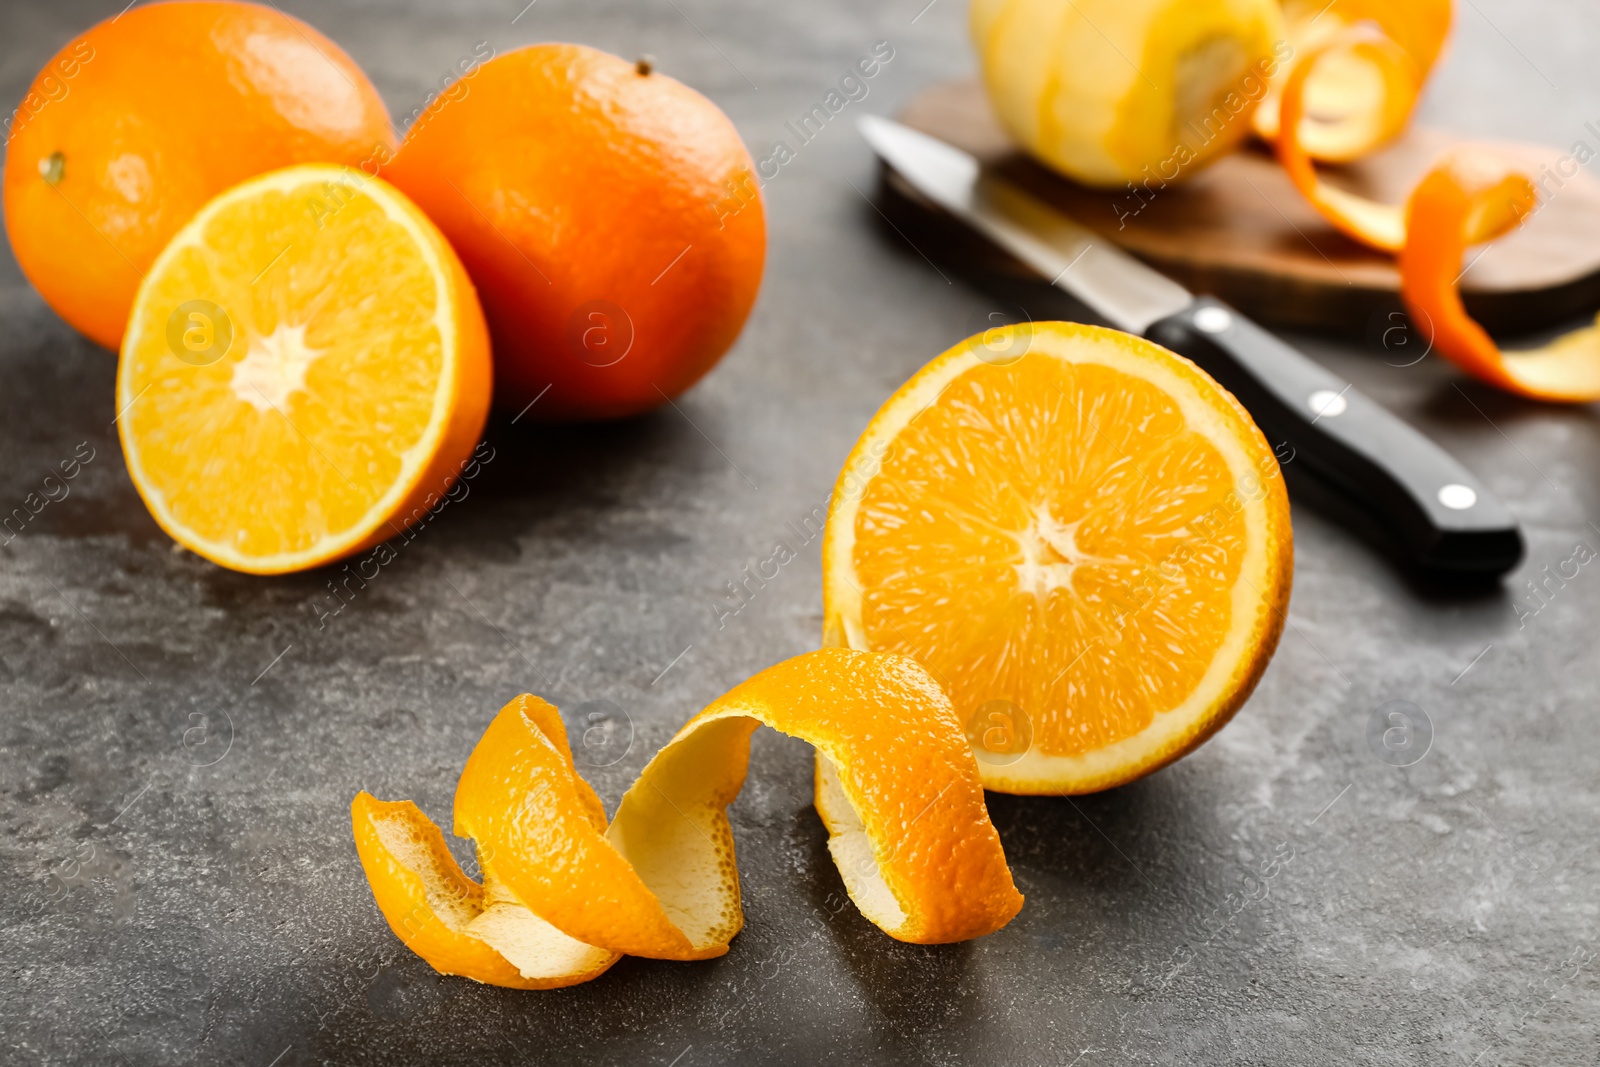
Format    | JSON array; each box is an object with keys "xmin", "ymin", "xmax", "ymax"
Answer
[
  {"xmin": 1273, "ymin": 24, "xmax": 1420, "ymax": 250},
  {"xmin": 1271, "ymin": 20, "xmax": 1518, "ymax": 255},
  {"xmin": 1254, "ymin": 0, "xmax": 1451, "ymax": 162},
  {"xmin": 1400, "ymin": 153, "xmax": 1600, "ymax": 402},
  {"xmin": 352, "ymin": 649, "xmax": 1023, "ymax": 988},
  {"xmin": 1264, "ymin": 9, "xmax": 1600, "ymax": 402}
]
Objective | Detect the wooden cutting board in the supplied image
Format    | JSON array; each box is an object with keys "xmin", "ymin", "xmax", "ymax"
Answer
[{"xmin": 885, "ymin": 79, "xmax": 1600, "ymax": 336}]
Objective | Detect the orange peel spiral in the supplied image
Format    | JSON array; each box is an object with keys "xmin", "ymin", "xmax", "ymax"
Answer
[
  {"xmin": 1254, "ymin": 0, "xmax": 1450, "ymax": 161},
  {"xmin": 1400, "ymin": 153, "xmax": 1600, "ymax": 402},
  {"xmin": 1274, "ymin": 23, "xmax": 1425, "ymax": 251},
  {"xmin": 1267, "ymin": 5, "xmax": 1600, "ymax": 401},
  {"xmin": 351, "ymin": 648, "xmax": 1024, "ymax": 989}
]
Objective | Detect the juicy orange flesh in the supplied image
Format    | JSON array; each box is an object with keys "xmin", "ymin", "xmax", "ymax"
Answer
[
  {"xmin": 122, "ymin": 177, "xmax": 444, "ymax": 558},
  {"xmin": 852, "ymin": 356, "xmax": 1246, "ymax": 758}
]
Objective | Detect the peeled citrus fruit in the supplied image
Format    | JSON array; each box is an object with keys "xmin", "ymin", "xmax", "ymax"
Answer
[
  {"xmin": 116, "ymin": 164, "xmax": 491, "ymax": 574},
  {"xmin": 383, "ymin": 43, "xmax": 766, "ymax": 421},
  {"xmin": 3, "ymin": 0, "xmax": 395, "ymax": 349},
  {"xmin": 970, "ymin": 0, "xmax": 1285, "ymax": 187},
  {"xmin": 352, "ymin": 649, "xmax": 1022, "ymax": 988},
  {"xmin": 822, "ymin": 323, "xmax": 1292, "ymax": 795}
]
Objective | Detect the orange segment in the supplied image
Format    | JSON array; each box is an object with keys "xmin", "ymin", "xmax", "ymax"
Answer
[
  {"xmin": 354, "ymin": 649, "xmax": 1022, "ymax": 989},
  {"xmin": 116, "ymin": 164, "xmax": 490, "ymax": 574},
  {"xmin": 823, "ymin": 323, "xmax": 1293, "ymax": 795}
]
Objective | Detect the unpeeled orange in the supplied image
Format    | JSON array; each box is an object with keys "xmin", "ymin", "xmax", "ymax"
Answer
[
  {"xmin": 383, "ymin": 44, "xmax": 766, "ymax": 420},
  {"xmin": 823, "ymin": 322, "xmax": 1292, "ymax": 794},
  {"xmin": 3, "ymin": 0, "xmax": 396, "ymax": 350},
  {"xmin": 116, "ymin": 163, "xmax": 490, "ymax": 574}
]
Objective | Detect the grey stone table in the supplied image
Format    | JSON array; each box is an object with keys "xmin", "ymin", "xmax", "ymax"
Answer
[{"xmin": 3, "ymin": 1, "xmax": 1597, "ymax": 1064}]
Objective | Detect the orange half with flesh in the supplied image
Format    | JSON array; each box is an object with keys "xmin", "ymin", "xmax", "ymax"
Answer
[
  {"xmin": 822, "ymin": 322, "xmax": 1292, "ymax": 794},
  {"xmin": 117, "ymin": 163, "xmax": 490, "ymax": 574}
]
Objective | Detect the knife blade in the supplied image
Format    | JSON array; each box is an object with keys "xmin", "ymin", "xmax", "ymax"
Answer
[{"xmin": 857, "ymin": 114, "xmax": 1524, "ymax": 578}]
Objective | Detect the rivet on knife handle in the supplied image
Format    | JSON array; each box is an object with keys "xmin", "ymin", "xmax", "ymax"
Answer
[{"xmin": 1146, "ymin": 298, "xmax": 1524, "ymax": 576}]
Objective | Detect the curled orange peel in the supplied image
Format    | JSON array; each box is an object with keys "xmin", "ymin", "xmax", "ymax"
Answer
[
  {"xmin": 1274, "ymin": 24, "xmax": 1422, "ymax": 251},
  {"xmin": 1267, "ymin": 6, "xmax": 1600, "ymax": 401},
  {"xmin": 351, "ymin": 648, "xmax": 1023, "ymax": 989},
  {"xmin": 1400, "ymin": 153, "xmax": 1600, "ymax": 402},
  {"xmin": 1273, "ymin": 18, "xmax": 1523, "ymax": 255},
  {"xmin": 1350, "ymin": 0, "xmax": 1452, "ymax": 73},
  {"xmin": 1255, "ymin": 0, "xmax": 1450, "ymax": 159}
]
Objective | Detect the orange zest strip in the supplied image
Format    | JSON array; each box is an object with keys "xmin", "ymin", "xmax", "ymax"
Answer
[
  {"xmin": 1399, "ymin": 152, "xmax": 1600, "ymax": 402},
  {"xmin": 1352, "ymin": 0, "xmax": 1452, "ymax": 74},
  {"xmin": 1274, "ymin": 23, "xmax": 1420, "ymax": 251},
  {"xmin": 1275, "ymin": 19, "xmax": 1531, "ymax": 257},
  {"xmin": 1254, "ymin": 0, "xmax": 1451, "ymax": 156},
  {"xmin": 352, "ymin": 648, "xmax": 1023, "ymax": 989},
  {"xmin": 1267, "ymin": 6, "xmax": 1600, "ymax": 402},
  {"xmin": 351, "ymin": 794, "xmax": 602, "ymax": 989}
]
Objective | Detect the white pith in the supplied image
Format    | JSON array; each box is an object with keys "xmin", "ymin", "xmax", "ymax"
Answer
[{"xmin": 232, "ymin": 322, "xmax": 323, "ymax": 411}]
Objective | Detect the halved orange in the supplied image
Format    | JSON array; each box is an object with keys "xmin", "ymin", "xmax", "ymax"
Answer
[
  {"xmin": 822, "ymin": 322, "xmax": 1292, "ymax": 795},
  {"xmin": 116, "ymin": 163, "xmax": 491, "ymax": 574},
  {"xmin": 353, "ymin": 649, "xmax": 1022, "ymax": 988}
]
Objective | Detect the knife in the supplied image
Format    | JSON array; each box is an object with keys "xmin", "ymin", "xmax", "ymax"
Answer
[{"xmin": 857, "ymin": 114, "xmax": 1524, "ymax": 578}]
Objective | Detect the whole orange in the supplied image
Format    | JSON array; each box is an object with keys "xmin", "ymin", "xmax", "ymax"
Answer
[
  {"xmin": 383, "ymin": 44, "xmax": 766, "ymax": 421},
  {"xmin": 3, "ymin": 1, "xmax": 395, "ymax": 350}
]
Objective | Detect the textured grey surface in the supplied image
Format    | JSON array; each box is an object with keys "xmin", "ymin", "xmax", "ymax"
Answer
[{"xmin": 2, "ymin": 1, "xmax": 1599, "ymax": 1064}]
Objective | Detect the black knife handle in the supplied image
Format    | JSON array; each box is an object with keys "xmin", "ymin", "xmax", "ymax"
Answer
[{"xmin": 1145, "ymin": 298, "xmax": 1524, "ymax": 576}]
